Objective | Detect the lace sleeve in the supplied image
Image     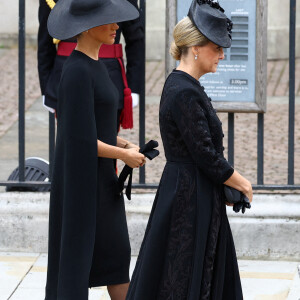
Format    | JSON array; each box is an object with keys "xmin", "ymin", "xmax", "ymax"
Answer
[{"xmin": 171, "ymin": 89, "xmax": 234, "ymax": 184}]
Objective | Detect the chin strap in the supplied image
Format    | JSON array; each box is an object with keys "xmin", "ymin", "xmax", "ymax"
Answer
[{"xmin": 45, "ymin": 0, "xmax": 60, "ymax": 44}]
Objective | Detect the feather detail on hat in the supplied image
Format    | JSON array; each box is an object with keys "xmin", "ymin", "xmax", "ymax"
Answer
[
  {"xmin": 197, "ymin": 0, "xmax": 225, "ymax": 13},
  {"xmin": 227, "ymin": 17, "xmax": 233, "ymax": 40}
]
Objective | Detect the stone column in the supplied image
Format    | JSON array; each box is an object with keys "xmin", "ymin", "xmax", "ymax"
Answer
[{"xmin": 268, "ymin": 0, "xmax": 300, "ymax": 59}]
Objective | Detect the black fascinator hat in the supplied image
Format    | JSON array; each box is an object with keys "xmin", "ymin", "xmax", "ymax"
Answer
[
  {"xmin": 47, "ymin": 0, "xmax": 139, "ymax": 40},
  {"xmin": 188, "ymin": 0, "xmax": 233, "ymax": 48}
]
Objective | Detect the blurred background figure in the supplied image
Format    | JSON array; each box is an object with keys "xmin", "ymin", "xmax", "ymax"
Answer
[{"xmin": 37, "ymin": 0, "xmax": 144, "ymax": 130}]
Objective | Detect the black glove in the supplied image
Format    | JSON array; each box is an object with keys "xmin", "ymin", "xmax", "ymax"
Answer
[
  {"xmin": 118, "ymin": 140, "xmax": 160, "ymax": 200},
  {"xmin": 224, "ymin": 185, "xmax": 251, "ymax": 214}
]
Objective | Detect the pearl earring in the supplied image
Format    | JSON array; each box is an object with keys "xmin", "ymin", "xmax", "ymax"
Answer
[{"xmin": 195, "ymin": 54, "xmax": 198, "ymax": 60}]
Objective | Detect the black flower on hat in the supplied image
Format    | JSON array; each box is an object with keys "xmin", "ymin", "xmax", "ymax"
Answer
[
  {"xmin": 197, "ymin": 0, "xmax": 225, "ymax": 13},
  {"xmin": 227, "ymin": 18, "xmax": 233, "ymax": 39}
]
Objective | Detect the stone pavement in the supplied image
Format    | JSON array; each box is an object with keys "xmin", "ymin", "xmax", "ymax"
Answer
[
  {"xmin": 0, "ymin": 48, "xmax": 40, "ymax": 138},
  {"xmin": 0, "ymin": 252, "xmax": 299, "ymax": 300}
]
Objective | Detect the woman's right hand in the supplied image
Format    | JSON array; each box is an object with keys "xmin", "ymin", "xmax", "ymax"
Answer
[{"xmin": 122, "ymin": 148, "xmax": 146, "ymax": 168}]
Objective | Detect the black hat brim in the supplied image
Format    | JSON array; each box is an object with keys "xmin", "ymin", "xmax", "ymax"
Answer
[
  {"xmin": 188, "ymin": 1, "xmax": 231, "ymax": 48},
  {"xmin": 48, "ymin": 0, "xmax": 139, "ymax": 40}
]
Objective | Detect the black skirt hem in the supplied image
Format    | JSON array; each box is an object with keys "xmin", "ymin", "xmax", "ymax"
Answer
[{"xmin": 89, "ymin": 273, "xmax": 130, "ymax": 288}]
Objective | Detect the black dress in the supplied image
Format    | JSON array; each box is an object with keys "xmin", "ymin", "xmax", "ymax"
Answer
[
  {"xmin": 45, "ymin": 50, "xmax": 131, "ymax": 300},
  {"xmin": 126, "ymin": 70, "xmax": 243, "ymax": 300}
]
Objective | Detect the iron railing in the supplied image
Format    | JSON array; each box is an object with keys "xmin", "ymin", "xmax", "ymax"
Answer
[{"xmin": 0, "ymin": 0, "xmax": 299, "ymax": 191}]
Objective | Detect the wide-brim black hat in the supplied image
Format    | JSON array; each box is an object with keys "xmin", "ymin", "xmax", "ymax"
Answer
[
  {"xmin": 48, "ymin": 0, "xmax": 139, "ymax": 40},
  {"xmin": 188, "ymin": 0, "xmax": 232, "ymax": 48}
]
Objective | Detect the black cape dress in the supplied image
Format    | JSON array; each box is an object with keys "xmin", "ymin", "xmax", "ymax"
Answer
[
  {"xmin": 45, "ymin": 50, "xmax": 131, "ymax": 300},
  {"xmin": 126, "ymin": 70, "xmax": 243, "ymax": 300}
]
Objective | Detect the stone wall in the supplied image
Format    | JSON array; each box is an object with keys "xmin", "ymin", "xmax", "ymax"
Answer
[
  {"xmin": 0, "ymin": 0, "xmax": 39, "ymax": 47},
  {"xmin": 268, "ymin": 0, "xmax": 300, "ymax": 59},
  {"xmin": 0, "ymin": 0, "xmax": 299, "ymax": 60},
  {"xmin": 1, "ymin": 192, "xmax": 300, "ymax": 259}
]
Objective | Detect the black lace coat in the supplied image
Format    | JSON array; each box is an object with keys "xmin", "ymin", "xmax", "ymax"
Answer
[{"xmin": 126, "ymin": 70, "xmax": 243, "ymax": 300}]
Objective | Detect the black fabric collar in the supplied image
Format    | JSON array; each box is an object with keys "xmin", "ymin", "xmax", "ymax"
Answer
[{"xmin": 172, "ymin": 69, "xmax": 204, "ymax": 89}]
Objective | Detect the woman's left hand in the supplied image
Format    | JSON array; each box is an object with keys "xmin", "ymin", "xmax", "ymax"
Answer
[{"xmin": 124, "ymin": 141, "xmax": 146, "ymax": 166}]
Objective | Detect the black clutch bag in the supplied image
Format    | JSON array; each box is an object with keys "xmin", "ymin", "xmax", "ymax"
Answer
[{"xmin": 223, "ymin": 185, "xmax": 251, "ymax": 214}]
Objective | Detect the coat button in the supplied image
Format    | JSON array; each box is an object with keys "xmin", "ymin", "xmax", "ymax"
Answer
[
  {"xmin": 222, "ymin": 134, "xmax": 225, "ymax": 137},
  {"xmin": 222, "ymin": 147, "xmax": 225, "ymax": 151}
]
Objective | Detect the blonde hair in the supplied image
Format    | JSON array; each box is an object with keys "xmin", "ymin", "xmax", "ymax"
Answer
[{"xmin": 170, "ymin": 17, "xmax": 209, "ymax": 60}]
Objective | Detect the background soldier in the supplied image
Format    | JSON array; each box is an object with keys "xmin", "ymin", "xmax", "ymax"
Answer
[{"xmin": 37, "ymin": 0, "xmax": 144, "ymax": 130}]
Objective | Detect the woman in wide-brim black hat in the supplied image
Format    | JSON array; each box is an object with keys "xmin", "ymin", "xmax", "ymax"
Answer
[
  {"xmin": 45, "ymin": 1, "xmax": 146, "ymax": 299},
  {"xmin": 126, "ymin": 0, "xmax": 252, "ymax": 299}
]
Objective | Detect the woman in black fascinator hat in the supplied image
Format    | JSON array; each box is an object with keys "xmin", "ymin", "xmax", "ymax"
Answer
[
  {"xmin": 45, "ymin": 1, "xmax": 147, "ymax": 299},
  {"xmin": 126, "ymin": 1, "xmax": 252, "ymax": 299}
]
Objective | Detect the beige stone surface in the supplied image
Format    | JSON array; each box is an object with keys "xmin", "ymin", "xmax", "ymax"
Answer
[
  {"xmin": 0, "ymin": 252, "xmax": 299, "ymax": 300},
  {"xmin": 0, "ymin": 48, "xmax": 40, "ymax": 137}
]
